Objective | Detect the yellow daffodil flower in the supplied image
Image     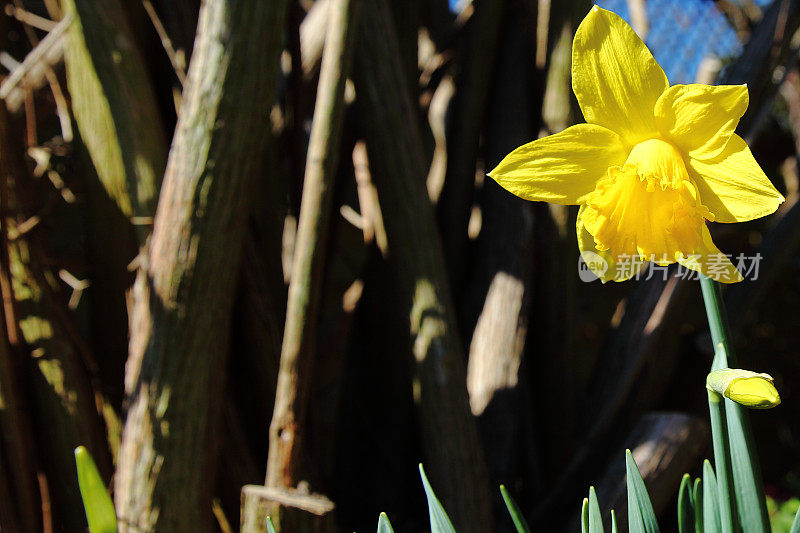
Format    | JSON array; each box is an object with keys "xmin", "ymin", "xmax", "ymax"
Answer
[{"xmin": 489, "ymin": 6, "xmax": 784, "ymax": 283}]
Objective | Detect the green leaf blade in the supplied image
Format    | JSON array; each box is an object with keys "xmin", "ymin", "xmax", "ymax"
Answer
[
  {"xmin": 625, "ymin": 450, "xmax": 660, "ymax": 533},
  {"xmin": 74, "ymin": 446, "xmax": 118, "ymax": 533},
  {"xmin": 582, "ymin": 497, "xmax": 589, "ymax": 533},
  {"xmin": 419, "ymin": 464, "xmax": 456, "ymax": 533},
  {"xmin": 377, "ymin": 512, "xmax": 394, "ymax": 533},
  {"xmin": 500, "ymin": 484, "xmax": 531, "ymax": 533},
  {"xmin": 693, "ymin": 478, "xmax": 703, "ymax": 533},
  {"xmin": 678, "ymin": 473, "xmax": 695, "ymax": 533},
  {"xmin": 700, "ymin": 275, "xmax": 771, "ymax": 532},
  {"xmin": 703, "ymin": 460, "xmax": 721, "ymax": 533},
  {"xmin": 726, "ymin": 401, "xmax": 771, "ymax": 533},
  {"xmin": 589, "ymin": 486, "xmax": 604, "ymax": 533}
]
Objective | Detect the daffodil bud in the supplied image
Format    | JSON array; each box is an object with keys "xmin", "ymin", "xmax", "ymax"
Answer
[{"xmin": 706, "ymin": 368, "xmax": 780, "ymax": 409}]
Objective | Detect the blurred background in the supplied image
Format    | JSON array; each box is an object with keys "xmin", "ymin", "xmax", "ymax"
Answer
[{"xmin": 0, "ymin": 0, "xmax": 798, "ymax": 531}]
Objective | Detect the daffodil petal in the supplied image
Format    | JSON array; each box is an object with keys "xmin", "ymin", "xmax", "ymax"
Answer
[
  {"xmin": 688, "ymin": 135, "xmax": 784, "ymax": 223},
  {"xmin": 676, "ymin": 225, "xmax": 743, "ymax": 283},
  {"xmin": 577, "ymin": 205, "xmax": 646, "ymax": 282},
  {"xmin": 488, "ymin": 124, "xmax": 627, "ymax": 205},
  {"xmin": 655, "ymin": 84, "xmax": 748, "ymax": 160},
  {"xmin": 572, "ymin": 6, "xmax": 668, "ymax": 145}
]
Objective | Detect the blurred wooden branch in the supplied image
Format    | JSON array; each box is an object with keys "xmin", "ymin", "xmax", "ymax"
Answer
[
  {"xmin": 61, "ymin": 0, "xmax": 167, "ymax": 245},
  {"xmin": 301, "ymin": 0, "xmax": 329, "ymax": 78},
  {"xmin": 241, "ymin": 485, "xmax": 335, "ymax": 533},
  {"xmin": 464, "ymin": 8, "xmax": 539, "ymax": 526},
  {"xmin": 725, "ymin": 0, "xmax": 800, "ymax": 136},
  {"xmin": 436, "ymin": 0, "xmax": 505, "ymax": 289},
  {"xmin": 714, "ymin": 0, "xmax": 759, "ymax": 42},
  {"xmin": 260, "ymin": 0, "xmax": 361, "ymax": 529},
  {"xmin": 354, "ymin": 0, "xmax": 493, "ymax": 530},
  {"xmin": 146, "ymin": 0, "xmax": 200, "ymax": 66},
  {"xmin": 0, "ymin": 13, "xmax": 69, "ymax": 113},
  {"xmin": 625, "ymin": 0, "xmax": 649, "ymax": 41},
  {"xmin": 115, "ymin": 0, "xmax": 289, "ymax": 529},
  {"xmin": 727, "ymin": 197, "xmax": 800, "ymax": 333}
]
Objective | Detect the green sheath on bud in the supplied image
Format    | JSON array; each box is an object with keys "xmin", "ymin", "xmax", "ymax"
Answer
[{"xmin": 706, "ymin": 368, "xmax": 780, "ymax": 409}]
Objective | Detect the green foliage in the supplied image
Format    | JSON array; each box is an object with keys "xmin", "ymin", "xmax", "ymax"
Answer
[
  {"xmin": 625, "ymin": 449, "xmax": 660, "ymax": 533},
  {"xmin": 588, "ymin": 486, "xmax": 604, "ymax": 533},
  {"xmin": 722, "ymin": 391, "xmax": 771, "ymax": 532},
  {"xmin": 419, "ymin": 463, "xmax": 456, "ymax": 533},
  {"xmin": 610, "ymin": 510, "xmax": 618, "ymax": 533},
  {"xmin": 74, "ymin": 446, "xmax": 117, "ymax": 533},
  {"xmin": 767, "ymin": 496, "xmax": 800, "ymax": 532},
  {"xmin": 266, "ymin": 516, "xmax": 277, "ymax": 533},
  {"xmin": 582, "ymin": 497, "xmax": 589, "ymax": 533},
  {"xmin": 791, "ymin": 501, "xmax": 800, "ymax": 533},
  {"xmin": 677, "ymin": 473, "xmax": 696, "ymax": 533},
  {"xmin": 701, "ymin": 276, "xmax": 771, "ymax": 532},
  {"xmin": 693, "ymin": 478, "xmax": 704, "ymax": 533},
  {"xmin": 377, "ymin": 512, "xmax": 394, "ymax": 533},
  {"xmin": 703, "ymin": 460, "xmax": 721, "ymax": 533},
  {"xmin": 376, "ymin": 468, "xmax": 532, "ymax": 533},
  {"xmin": 500, "ymin": 484, "xmax": 531, "ymax": 533}
]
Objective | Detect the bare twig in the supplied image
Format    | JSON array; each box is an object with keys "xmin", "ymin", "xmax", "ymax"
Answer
[
  {"xmin": 142, "ymin": 0, "xmax": 187, "ymax": 85},
  {"xmin": 4, "ymin": 5, "xmax": 57, "ymax": 31},
  {"xmin": 0, "ymin": 14, "xmax": 71, "ymax": 100},
  {"xmin": 264, "ymin": 0, "xmax": 362, "ymax": 501}
]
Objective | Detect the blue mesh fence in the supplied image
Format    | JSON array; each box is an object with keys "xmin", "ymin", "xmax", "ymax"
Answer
[{"xmin": 595, "ymin": 0, "xmax": 770, "ymax": 83}]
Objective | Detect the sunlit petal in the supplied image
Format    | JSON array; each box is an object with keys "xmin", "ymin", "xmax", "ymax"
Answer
[
  {"xmin": 655, "ymin": 84, "xmax": 748, "ymax": 161},
  {"xmin": 676, "ymin": 225, "xmax": 743, "ymax": 283},
  {"xmin": 688, "ymin": 135, "xmax": 784, "ymax": 223},
  {"xmin": 488, "ymin": 124, "xmax": 628, "ymax": 205},
  {"xmin": 572, "ymin": 6, "xmax": 668, "ymax": 145}
]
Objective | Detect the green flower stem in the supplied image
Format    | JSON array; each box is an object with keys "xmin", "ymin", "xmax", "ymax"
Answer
[
  {"xmin": 707, "ymin": 388, "xmax": 736, "ymax": 532},
  {"xmin": 699, "ymin": 275, "xmax": 736, "ymax": 369},
  {"xmin": 700, "ymin": 275, "xmax": 770, "ymax": 532}
]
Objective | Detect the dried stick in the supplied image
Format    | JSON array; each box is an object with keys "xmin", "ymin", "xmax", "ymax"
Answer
[
  {"xmin": 141, "ymin": 0, "xmax": 187, "ymax": 85},
  {"xmin": 0, "ymin": 14, "xmax": 71, "ymax": 99},
  {"xmin": 354, "ymin": 0, "xmax": 492, "ymax": 530},
  {"xmin": 265, "ymin": 0, "xmax": 362, "ymax": 493},
  {"xmin": 300, "ymin": 0, "xmax": 329, "ymax": 78},
  {"xmin": 114, "ymin": 0, "xmax": 290, "ymax": 530}
]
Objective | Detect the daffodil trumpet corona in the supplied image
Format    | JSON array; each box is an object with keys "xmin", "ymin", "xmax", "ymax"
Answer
[{"xmin": 489, "ymin": 6, "xmax": 784, "ymax": 283}]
